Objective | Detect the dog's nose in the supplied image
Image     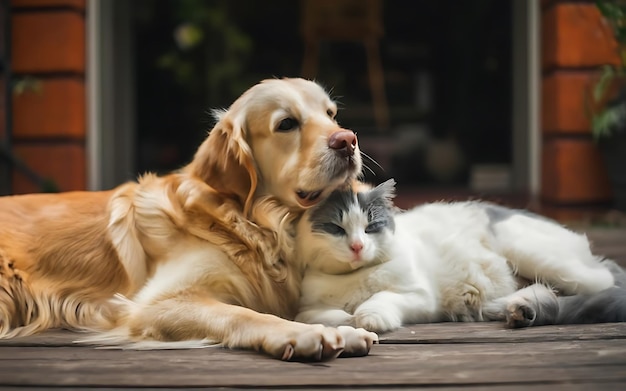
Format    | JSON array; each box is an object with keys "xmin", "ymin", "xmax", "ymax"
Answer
[{"xmin": 328, "ymin": 131, "xmax": 357, "ymax": 157}]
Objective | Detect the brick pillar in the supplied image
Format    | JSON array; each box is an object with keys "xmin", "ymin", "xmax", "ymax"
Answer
[
  {"xmin": 540, "ymin": 1, "xmax": 617, "ymax": 219},
  {"xmin": 10, "ymin": 0, "xmax": 86, "ymax": 193}
]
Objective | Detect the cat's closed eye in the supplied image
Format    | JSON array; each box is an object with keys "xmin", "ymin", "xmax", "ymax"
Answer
[
  {"xmin": 365, "ymin": 220, "xmax": 386, "ymax": 234},
  {"xmin": 321, "ymin": 223, "xmax": 346, "ymax": 236}
]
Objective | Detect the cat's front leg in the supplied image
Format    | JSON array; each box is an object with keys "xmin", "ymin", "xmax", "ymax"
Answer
[
  {"xmin": 354, "ymin": 290, "xmax": 437, "ymax": 333},
  {"xmin": 295, "ymin": 308, "xmax": 355, "ymax": 328}
]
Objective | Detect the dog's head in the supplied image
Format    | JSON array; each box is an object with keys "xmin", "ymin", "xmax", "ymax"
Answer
[{"xmin": 187, "ymin": 78, "xmax": 362, "ymax": 214}]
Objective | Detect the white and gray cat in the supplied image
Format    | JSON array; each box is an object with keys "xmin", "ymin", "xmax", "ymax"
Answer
[{"xmin": 295, "ymin": 179, "xmax": 626, "ymax": 333}]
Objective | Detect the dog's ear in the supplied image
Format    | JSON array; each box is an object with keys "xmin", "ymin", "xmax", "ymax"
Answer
[{"xmin": 186, "ymin": 116, "xmax": 258, "ymax": 215}]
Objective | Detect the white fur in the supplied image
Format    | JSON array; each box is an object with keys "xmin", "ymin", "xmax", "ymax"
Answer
[
  {"xmin": 132, "ymin": 244, "xmax": 244, "ymax": 306},
  {"xmin": 296, "ymin": 199, "xmax": 615, "ymax": 333}
]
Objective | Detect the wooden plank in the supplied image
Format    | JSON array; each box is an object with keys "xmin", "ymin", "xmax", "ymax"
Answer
[
  {"xmin": 380, "ymin": 322, "xmax": 626, "ymax": 344},
  {"xmin": 587, "ymin": 228, "xmax": 626, "ymax": 245},
  {"xmin": 266, "ymin": 385, "xmax": 626, "ymax": 391},
  {"xmin": 540, "ymin": 205, "xmax": 621, "ymax": 225},
  {"xmin": 252, "ymin": 385, "xmax": 626, "ymax": 391},
  {"xmin": 597, "ymin": 248, "xmax": 626, "ymax": 265},
  {"xmin": 0, "ymin": 339, "xmax": 624, "ymax": 387},
  {"xmin": 3, "ymin": 322, "xmax": 624, "ymax": 348},
  {"xmin": 586, "ymin": 229, "xmax": 626, "ymax": 265},
  {"xmin": 0, "ymin": 329, "xmax": 85, "ymax": 347}
]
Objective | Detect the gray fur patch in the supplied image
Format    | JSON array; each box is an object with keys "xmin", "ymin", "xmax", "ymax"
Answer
[
  {"xmin": 480, "ymin": 202, "xmax": 553, "ymax": 231},
  {"xmin": 307, "ymin": 188, "xmax": 356, "ymax": 235},
  {"xmin": 357, "ymin": 179, "xmax": 396, "ymax": 233},
  {"xmin": 307, "ymin": 179, "xmax": 397, "ymax": 235}
]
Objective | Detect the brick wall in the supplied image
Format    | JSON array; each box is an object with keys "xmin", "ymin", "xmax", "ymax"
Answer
[
  {"xmin": 10, "ymin": 0, "xmax": 86, "ymax": 193},
  {"xmin": 540, "ymin": 0, "xmax": 616, "ymax": 219}
]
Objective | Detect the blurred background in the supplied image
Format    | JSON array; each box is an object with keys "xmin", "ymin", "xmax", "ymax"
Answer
[
  {"xmin": 131, "ymin": 0, "xmax": 513, "ymax": 188},
  {"xmin": 2, "ymin": 0, "xmax": 625, "ymax": 222},
  {"xmin": 132, "ymin": 0, "xmax": 514, "ymax": 192}
]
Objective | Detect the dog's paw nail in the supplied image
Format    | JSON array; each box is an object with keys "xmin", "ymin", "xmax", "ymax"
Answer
[{"xmin": 281, "ymin": 344, "xmax": 295, "ymax": 361}]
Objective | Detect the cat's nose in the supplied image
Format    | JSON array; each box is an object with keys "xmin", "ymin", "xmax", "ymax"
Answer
[
  {"xmin": 329, "ymin": 130, "xmax": 357, "ymax": 157},
  {"xmin": 350, "ymin": 242, "xmax": 363, "ymax": 254}
]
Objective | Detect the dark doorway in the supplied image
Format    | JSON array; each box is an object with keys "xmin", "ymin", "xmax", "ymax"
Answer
[{"xmin": 131, "ymin": 0, "xmax": 513, "ymax": 195}]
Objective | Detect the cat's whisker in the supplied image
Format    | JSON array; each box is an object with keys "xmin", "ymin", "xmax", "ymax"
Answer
[
  {"xmin": 360, "ymin": 151, "xmax": 384, "ymax": 172},
  {"xmin": 362, "ymin": 163, "xmax": 376, "ymax": 177}
]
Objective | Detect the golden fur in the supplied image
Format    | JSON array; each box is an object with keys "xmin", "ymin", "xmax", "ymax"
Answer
[{"xmin": 0, "ymin": 78, "xmax": 377, "ymax": 360}]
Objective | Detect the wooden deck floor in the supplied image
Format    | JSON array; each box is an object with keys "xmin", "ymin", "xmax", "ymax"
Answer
[{"xmin": 1, "ymin": 227, "xmax": 626, "ymax": 390}]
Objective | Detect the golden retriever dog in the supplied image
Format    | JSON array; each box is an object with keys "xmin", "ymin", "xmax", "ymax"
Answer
[{"xmin": 0, "ymin": 78, "xmax": 378, "ymax": 360}]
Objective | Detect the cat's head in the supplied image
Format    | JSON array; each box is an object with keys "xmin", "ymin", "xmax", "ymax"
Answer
[{"xmin": 296, "ymin": 179, "xmax": 397, "ymax": 274}]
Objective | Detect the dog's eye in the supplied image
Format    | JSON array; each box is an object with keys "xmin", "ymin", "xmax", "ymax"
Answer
[
  {"xmin": 277, "ymin": 118, "xmax": 299, "ymax": 132},
  {"xmin": 327, "ymin": 109, "xmax": 335, "ymax": 118}
]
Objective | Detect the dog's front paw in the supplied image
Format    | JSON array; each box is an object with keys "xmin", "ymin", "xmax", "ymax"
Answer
[
  {"xmin": 337, "ymin": 325, "xmax": 378, "ymax": 357},
  {"xmin": 265, "ymin": 324, "xmax": 346, "ymax": 361}
]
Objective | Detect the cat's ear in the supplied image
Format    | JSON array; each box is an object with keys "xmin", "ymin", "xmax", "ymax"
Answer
[{"xmin": 372, "ymin": 179, "xmax": 396, "ymax": 207}]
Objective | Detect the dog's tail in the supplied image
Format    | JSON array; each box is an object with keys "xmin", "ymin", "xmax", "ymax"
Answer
[
  {"xmin": 0, "ymin": 251, "xmax": 117, "ymax": 339},
  {"xmin": 0, "ymin": 250, "xmax": 41, "ymax": 338}
]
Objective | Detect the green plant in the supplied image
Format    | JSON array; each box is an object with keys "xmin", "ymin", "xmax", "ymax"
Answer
[
  {"xmin": 12, "ymin": 76, "xmax": 42, "ymax": 95},
  {"xmin": 154, "ymin": 0, "xmax": 253, "ymax": 105},
  {"xmin": 590, "ymin": 0, "xmax": 626, "ymax": 140}
]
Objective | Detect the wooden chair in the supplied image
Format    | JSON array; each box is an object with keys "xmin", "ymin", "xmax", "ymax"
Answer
[{"xmin": 300, "ymin": 0, "xmax": 389, "ymax": 131}]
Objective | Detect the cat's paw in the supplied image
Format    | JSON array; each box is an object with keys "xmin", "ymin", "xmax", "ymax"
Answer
[
  {"xmin": 504, "ymin": 284, "xmax": 558, "ymax": 328},
  {"xmin": 462, "ymin": 284, "xmax": 481, "ymax": 308},
  {"xmin": 354, "ymin": 308, "xmax": 402, "ymax": 333},
  {"xmin": 295, "ymin": 309, "xmax": 355, "ymax": 328},
  {"xmin": 506, "ymin": 300, "xmax": 536, "ymax": 328},
  {"xmin": 337, "ymin": 326, "xmax": 378, "ymax": 357}
]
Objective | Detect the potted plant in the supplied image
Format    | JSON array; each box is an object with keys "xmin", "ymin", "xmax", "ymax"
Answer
[{"xmin": 589, "ymin": 0, "xmax": 626, "ymax": 212}]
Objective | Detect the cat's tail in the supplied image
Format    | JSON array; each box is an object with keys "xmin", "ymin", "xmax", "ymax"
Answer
[
  {"xmin": 555, "ymin": 259, "xmax": 626, "ymax": 324},
  {"xmin": 482, "ymin": 260, "xmax": 626, "ymax": 327},
  {"xmin": 556, "ymin": 287, "xmax": 626, "ymax": 324}
]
